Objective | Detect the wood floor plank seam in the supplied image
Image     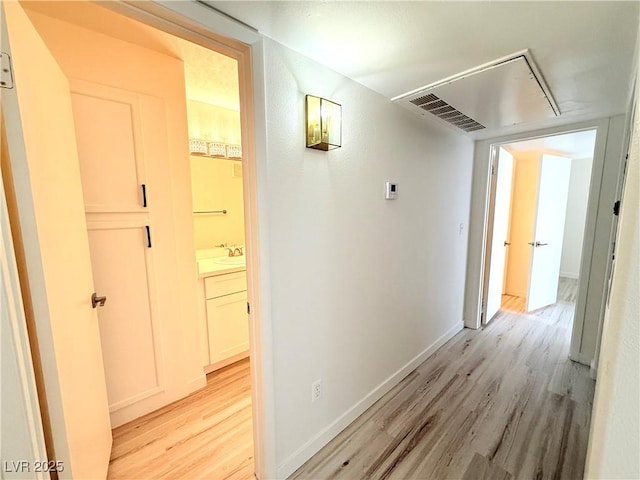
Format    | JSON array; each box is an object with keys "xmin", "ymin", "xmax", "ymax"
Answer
[
  {"xmin": 291, "ymin": 279, "xmax": 593, "ymax": 480},
  {"xmin": 108, "ymin": 279, "xmax": 590, "ymax": 480}
]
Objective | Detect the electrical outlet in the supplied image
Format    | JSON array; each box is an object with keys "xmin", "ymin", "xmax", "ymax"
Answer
[{"xmin": 311, "ymin": 379, "xmax": 321, "ymax": 402}]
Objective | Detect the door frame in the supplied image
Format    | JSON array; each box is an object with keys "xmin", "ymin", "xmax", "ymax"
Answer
[
  {"xmin": 466, "ymin": 117, "xmax": 624, "ymax": 367},
  {"xmin": 3, "ymin": 1, "xmax": 276, "ymax": 479},
  {"xmin": 481, "ymin": 147, "xmax": 514, "ymax": 325},
  {"xmin": 100, "ymin": 3, "xmax": 275, "ymax": 478},
  {"xmin": 1, "ymin": 125, "xmax": 50, "ymax": 478}
]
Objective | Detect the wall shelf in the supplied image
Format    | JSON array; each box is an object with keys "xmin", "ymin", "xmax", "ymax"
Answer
[{"xmin": 190, "ymin": 153, "xmax": 242, "ymax": 161}]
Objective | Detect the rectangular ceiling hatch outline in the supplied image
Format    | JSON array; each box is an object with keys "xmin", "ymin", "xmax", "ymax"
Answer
[{"xmin": 393, "ymin": 50, "xmax": 559, "ymax": 136}]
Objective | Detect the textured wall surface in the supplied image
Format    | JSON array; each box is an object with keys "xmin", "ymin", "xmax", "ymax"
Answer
[{"xmin": 257, "ymin": 39, "xmax": 475, "ymax": 476}]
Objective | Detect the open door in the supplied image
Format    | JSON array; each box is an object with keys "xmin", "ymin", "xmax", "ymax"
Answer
[
  {"xmin": 485, "ymin": 147, "xmax": 514, "ymax": 323},
  {"xmin": 526, "ymin": 154, "xmax": 571, "ymax": 311},
  {"xmin": 2, "ymin": 2, "xmax": 112, "ymax": 478}
]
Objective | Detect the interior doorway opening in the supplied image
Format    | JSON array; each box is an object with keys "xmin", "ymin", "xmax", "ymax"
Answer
[
  {"xmin": 482, "ymin": 129, "xmax": 597, "ymax": 331},
  {"xmin": 3, "ymin": 1, "xmax": 261, "ymax": 478}
]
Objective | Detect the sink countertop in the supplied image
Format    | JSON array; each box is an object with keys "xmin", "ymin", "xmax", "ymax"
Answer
[{"xmin": 197, "ymin": 256, "xmax": 246, "ymax": 278}]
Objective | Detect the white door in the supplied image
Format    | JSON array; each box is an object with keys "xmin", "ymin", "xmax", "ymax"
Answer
[
  {"xmin": 526, "ymin": 154, "xmax": 572, "ymax": 311},
  {"xmin": 2, "ymin": 2, "xmax": 112, "ymax": 478},
  {"xmin": 485, "ymin": 148, "xmax": 514, "ymax": 323}
]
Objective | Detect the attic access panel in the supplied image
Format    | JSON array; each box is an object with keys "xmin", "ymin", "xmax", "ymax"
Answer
[{"xmin": 393, "ymin": 52, "xmax": 559, "ymax": 134}]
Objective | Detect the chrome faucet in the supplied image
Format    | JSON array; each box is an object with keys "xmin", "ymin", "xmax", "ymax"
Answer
[{"xmin": 226, "ymin": 246, "xmax": 244, "ymax": 257}]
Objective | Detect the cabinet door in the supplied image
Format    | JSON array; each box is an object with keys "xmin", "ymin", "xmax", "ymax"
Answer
[
  {"xmin": 207, "ymin": 291, "xmax": 249, "ymax": 364},
  {"xmin": 86, "ymin": 221, "xmax": 163, "ymax": 412},
  {"xmin": 71, "ymin": 82, "xmax": 147, "ymax": 214}
]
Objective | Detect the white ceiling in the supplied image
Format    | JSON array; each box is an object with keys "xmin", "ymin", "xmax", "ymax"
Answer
[
  {"xmin": 178, "ymin": 39, "xmax": 240, "ymax": 110},
  {"xmin": 503, "ymin": 129, "xmax": 597, "ymax": 159},
  {"xmin": 208, "ymin": 1, "xmax": 639, "ymax": 139}
]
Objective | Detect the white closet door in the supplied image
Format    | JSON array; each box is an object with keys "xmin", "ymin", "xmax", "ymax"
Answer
[{"xmin": 70, "ymin": 80, "xmax": 175, "ymax": 427}]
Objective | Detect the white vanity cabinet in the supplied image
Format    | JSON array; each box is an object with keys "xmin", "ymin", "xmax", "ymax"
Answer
[{"xmin": 203, "ymin": 270, "xmax": 249, "ymax": 369}]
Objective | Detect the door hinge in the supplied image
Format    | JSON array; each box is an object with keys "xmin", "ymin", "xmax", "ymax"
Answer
[
  {"xmin": 613, "ymin": 200, "xmax": 621, "ymax": 216},
  {"xmin": 491, "ymin": 165, "xmax": 496, "ymax": 175},
  {"xmin": 0, "ymin": 52, "xmax": 14, "ymax": 89},
  {"xmin": 247, "ymin": 302, "xmax": 251, "ymax": 314}
]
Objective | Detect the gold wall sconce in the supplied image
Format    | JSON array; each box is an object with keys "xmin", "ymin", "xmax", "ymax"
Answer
[{"xmin": 306, "ymin": 95, "xmax": 342, "ymax": 151}]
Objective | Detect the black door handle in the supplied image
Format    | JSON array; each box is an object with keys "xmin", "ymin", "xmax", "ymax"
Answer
[{"xmin": 91, "ymin": 292, "xmax": 107, "ymax": 308}]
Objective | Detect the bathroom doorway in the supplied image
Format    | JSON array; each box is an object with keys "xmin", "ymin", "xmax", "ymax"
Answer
[{"xmin": 3, "ymin": 2, "xmax": 263, "ymax": 478}]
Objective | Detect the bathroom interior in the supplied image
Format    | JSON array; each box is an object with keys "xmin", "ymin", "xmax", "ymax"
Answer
[
  {"xmin": 17, "ymin": 1, "xmax": 254, "ymax": 475},
  {"xmin": 185, "ymin": 43, "xmax": 251, "ymax": 376}
]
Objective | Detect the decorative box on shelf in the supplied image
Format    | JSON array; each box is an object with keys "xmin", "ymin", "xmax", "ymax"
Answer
[
  {"xmin": 189, "ymin": 139, "xmax": 208, "ymax": 155},
  {"xmin": 226, "ymin": 144, "xmax": 242, "ymax": 159},
  {"xmin": 188, "ymin": 138, "xmax": 243, "ymax": 160},
  {"xmin": 208, "ymin": 141, "xmax": 227, "ymax": 157}
]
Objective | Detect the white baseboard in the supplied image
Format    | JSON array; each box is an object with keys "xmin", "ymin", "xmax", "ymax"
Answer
[
  {"xmin": 204, "ymin": 351, "xmax": 249, "ymax": 374},
  {"xmin": 560, "ymin": 271, "xmax": 579, "ymax": 280},
  {"xmin": 276, "ymin": 321, "xmax": 464, "ymax": 479}
]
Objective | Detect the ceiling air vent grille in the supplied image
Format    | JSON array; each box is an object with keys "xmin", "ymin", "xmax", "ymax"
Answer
[{"xmin": 410, "ymin": 94, "xmax": 485, "ymax": 133}]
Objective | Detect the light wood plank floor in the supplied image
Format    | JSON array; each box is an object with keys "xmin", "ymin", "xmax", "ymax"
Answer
[
  {"xmin": 107, "ymin": 359, "xmax": 254, "ymax": 480},
  {"xmin": 106, "ymin": 277, "xmax": 584, "ymax": 480},
  {"xmin": 290, "ymin": 278, "xmax": 592, "ymax": 479}
]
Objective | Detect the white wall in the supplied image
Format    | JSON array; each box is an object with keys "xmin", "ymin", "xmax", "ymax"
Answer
[
  {"xmin": 257, "ymin": 38, "xmax": 474, "ymax": 477},
  {"xmin": 190, "ymin": 156, "xmax": 245, "ymax": 248},
  {"xmin": 585, "ymin": 70, "xmax": 639, "ymax": 479},
  {"xmin": 572, "ymin": 116, "xmax": 626, "ymax": 364},
  {"xmin": 560, "ymin": 156, "xmax": 593, "ymax": 279}
]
